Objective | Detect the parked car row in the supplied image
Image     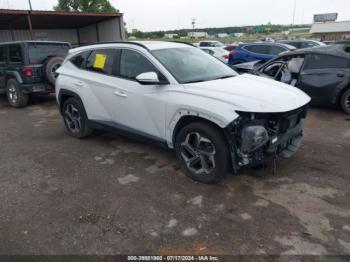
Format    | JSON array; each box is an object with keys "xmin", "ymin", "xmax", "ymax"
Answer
[
  {"xmin": 233, "ymin": 44, "xmax": 350, "ymax": 114},
  {"xmin": 0, "ymin": 40, "xmax": 311, "ymax": 183}
]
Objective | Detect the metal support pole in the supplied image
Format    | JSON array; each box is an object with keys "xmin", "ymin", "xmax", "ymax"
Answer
[
  {"xmin": 28, "ymin": 0, "xmax": 33, "ymax": 10},
  {"xmin": 9, "ymin": 24, "xmax": 15, "ymax": 41},
  {"xmin": 27, "ymin": 12, "xmax": 34, "ymax": 40}
]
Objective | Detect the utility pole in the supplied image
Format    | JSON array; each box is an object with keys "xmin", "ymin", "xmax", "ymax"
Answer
[
  {"xmin": 292, "ymin": 0, "xmax": 297, "ymax": 25},
  {"xmin": 28, "ymin": 0, "xmax": 33, "ymax": 10},
  {"xmin": 191, "ymin": 18, "xmax": 196, "ymax": 38}
]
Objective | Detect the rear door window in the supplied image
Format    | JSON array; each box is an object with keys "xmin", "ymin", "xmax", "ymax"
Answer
[
  {"xmin": 86, "ymin": 49, "xmax": 117, "ymax": 75},
  {"xmin": 304, "ymin": 54, "xmax": 349, "ymax": 69},
  {"xmin": 28, "ymin": 43, "xmax": 70, "ymax": 64},
  {"xmin": 244, "ymin": 45, "xmax": 270, "ymax": 55},
  {"xmin": 269, "ymin": 45, "xmax": 287, "ymax": 55},
  {"xmin": 9, "ymin": 45, "xmax": 23, "ymax": 63}
]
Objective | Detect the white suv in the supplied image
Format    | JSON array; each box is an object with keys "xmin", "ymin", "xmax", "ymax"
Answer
[{"xmin": 56, "ymin": 41, "xmax": 310, "ymax": 183}]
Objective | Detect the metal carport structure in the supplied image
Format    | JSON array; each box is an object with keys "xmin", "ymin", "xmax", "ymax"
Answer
[{"xmin": 0, "ymin": 9, "xmax": 125, "ymax": 46}]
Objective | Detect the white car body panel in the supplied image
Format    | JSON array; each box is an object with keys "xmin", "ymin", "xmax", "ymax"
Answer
[{"xmin": 56, "ymin": 41, "xmax": 310, "ymax": 148}]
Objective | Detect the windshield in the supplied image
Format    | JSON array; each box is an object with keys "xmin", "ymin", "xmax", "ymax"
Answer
[
  {"xmin": 152, "ymin": 47, "xmax": 237, "ymax": 83},
  {"xmin": 28, "ymin": 43, "xmax": 70, "ymax": 64}
]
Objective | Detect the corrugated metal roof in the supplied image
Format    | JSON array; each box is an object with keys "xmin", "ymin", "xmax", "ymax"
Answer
[
  {"xmin": 0, "ymin": 9, "xmax": 123, "ymax": 30},
  {"xmin": 310, "ymin": 21, "xmax": 350, "ymax": 33}
]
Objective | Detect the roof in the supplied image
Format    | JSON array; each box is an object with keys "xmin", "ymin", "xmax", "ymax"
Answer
[
  {"xmin": 240, "ymin": 42, "xmax": 296, "ymax": 50},
  {"xmin": 0, "ymin": 40, "xmax": 70, "ymax": 45},
  {"xmin": 282, "ymin": 44, "xmax": 350, "ymax": 59},
  {"xmin": 69, "ymin": 41, "xmax": 193, "ymax": 54},
  {"xmin": 310, "ymin": 21, "xmax": 350, "ymax": 33},
  {"xmin": 0, "ymin": 9, "xmax": 122, "ymax": 30}
]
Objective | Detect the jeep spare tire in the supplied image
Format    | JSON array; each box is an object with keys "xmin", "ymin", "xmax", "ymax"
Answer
[{"xmin": 43, "ymin": 56, "xmax": 64, "ymax": 85}]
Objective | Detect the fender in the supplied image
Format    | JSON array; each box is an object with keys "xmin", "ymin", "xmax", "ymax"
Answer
[
  {"xmin": 5, "ymin": 71, "xmax": 23, "ymax": 84},
  {"xmin": 166, "ymin": 108, "xmax": 240, "ymax": 148}
]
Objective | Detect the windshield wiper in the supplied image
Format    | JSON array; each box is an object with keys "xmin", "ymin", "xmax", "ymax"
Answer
[
  {"xmin": 214, "ymin": 75, "xmax": 235, "ymax": 80},
  {"xmin": 183, "ymin": 79, "xmax": 207, "ymax": 84}
]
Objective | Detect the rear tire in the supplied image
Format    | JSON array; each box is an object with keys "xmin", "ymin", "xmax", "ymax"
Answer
[
  {"xmin": 175, "ymin": 122, "xmax": 230, "ymax": 183},
  {"xmin": 62, "ymin": 97, "xmax": 92, "ymax": 138},
  {"xmin": 340, "ymin": 88, "xmax": 350, "ymax": 115},
  {"xmin": 6, "ymin": 79, "xmax": 28, "ymax": 108}
]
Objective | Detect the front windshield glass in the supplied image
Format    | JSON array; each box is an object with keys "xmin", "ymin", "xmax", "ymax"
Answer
[{"xmin": 152, "ymin": 47, "xmax": 237, "ymax": 84}]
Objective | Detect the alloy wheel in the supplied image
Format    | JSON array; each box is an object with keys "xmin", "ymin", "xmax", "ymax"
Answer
[
  {"xmin": 64, "ymin": 104, "xmax": 81, "ymax": 133},
  {"xmin": 8, "ymin": 84, "xmax": 18, "ymax": 103},
  {"xmin": 180, "ymin": 132, "xmax": 216, "ymax": 175}
]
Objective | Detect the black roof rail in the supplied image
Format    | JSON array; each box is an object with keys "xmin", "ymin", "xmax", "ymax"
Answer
[{"xmin": 80, "ymin": 41, "xmax": 150, "ymax": 51}]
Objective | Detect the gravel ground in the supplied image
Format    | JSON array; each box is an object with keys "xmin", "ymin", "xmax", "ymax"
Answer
[{"xmin": 0, "ymin": 94, "xmax": 349, "ymax": 255}]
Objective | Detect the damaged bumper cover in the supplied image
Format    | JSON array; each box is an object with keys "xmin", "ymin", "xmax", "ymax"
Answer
[{"xmin": 225, "ymin": 105, "xmax": 308, "ymax": 170}]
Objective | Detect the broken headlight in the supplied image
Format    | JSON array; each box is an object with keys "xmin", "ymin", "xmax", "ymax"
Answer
[{"xmin": 241, "ymin": 125, "xmax": 269, "ymax": 153}]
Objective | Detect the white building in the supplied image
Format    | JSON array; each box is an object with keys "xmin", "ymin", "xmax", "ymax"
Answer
[
  {"xmin": 188, "ymin": 32, "xmax": 208, "ymax": 39},
  {"xmin": 164, "ymin": 34, "xmax": 179, "ymax": 39},
  {"xmin": 217, "ymin": 33, "xmax": 228, "ymax": 38},
  {"xmin": 310, "ymin": 21, "xmax": 350, "ymax": 41}
]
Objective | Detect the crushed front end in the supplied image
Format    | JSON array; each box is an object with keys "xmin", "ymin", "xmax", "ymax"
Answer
[{"xmin": 225, "ymin": 105, "xmax": 309, "ymax": 172}]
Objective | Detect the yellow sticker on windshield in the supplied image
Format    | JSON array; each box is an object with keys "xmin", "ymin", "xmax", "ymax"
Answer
[{"xmin": 93, "ymin": 54, "xmax": 107, "ymax": 69}]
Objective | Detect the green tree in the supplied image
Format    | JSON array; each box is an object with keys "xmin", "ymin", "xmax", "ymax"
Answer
[{"xmin": 54, "ymin": 0, "xmax": 118, "ymax": 13}]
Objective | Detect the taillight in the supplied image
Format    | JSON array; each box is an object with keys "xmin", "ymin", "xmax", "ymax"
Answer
[
  {"xmin": 22, "ymin": 67, "xmax": 33, "ymax": 77},
  {"xmin": 223, "ymin": 54, "xmax": 229, "ymax": 59},
  {"xmin": 229, "ymin": 50, "xmax": 237, "ymax": 56}
]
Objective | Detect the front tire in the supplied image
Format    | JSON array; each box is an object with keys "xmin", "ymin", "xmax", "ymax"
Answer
[
  {"xmin": 175, "ymin": 122, "xmax": 230, "ymax": 183},
  {"xmin": 62, "ymin": 97, "xmax": 92, "ymax": 138},
  {"xmin": 340, "ymin": 88, "xmax": 350, "ymax": 115},
  {"xmin": 6, "ymin": 79, "xmax": 28, "ymax": 108}
]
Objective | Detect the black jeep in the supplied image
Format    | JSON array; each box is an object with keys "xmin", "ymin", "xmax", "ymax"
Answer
[{"xmin": 0, "ymin": 41, "xmax": 70, "ymax": 107}]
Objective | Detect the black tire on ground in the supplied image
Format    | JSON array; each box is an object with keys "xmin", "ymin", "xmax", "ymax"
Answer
[
  {"xmin": 62, "ymin": 97, "xmax": 92, "ymax": 139},
  {"xmin": 340, "ymin": 88, "xmax": 350, "ymax": 115},
  {"xmin": 43, "ymin": 56, "xmax": 64, "ymax": 85},
  {"xmin": 6, "ymin": 78, "xmax": 29, "ymax": 108},
  {"xmin": 175, "ymin": 122, "xmax": 230, "ymax": 183}
]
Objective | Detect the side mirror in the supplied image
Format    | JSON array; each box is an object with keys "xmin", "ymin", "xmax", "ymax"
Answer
[{"xmin": 136, "ymin": 72, "xmax": 163, "ymax": 85}]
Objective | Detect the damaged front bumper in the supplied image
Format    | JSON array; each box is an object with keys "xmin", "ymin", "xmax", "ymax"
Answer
[{"xmin": 225, "ymin": 105, "xmax": 308, "ymax": 171}]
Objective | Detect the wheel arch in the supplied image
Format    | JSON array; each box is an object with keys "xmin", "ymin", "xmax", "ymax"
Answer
[
  {"xmin": 336, "ymin": 85, "xmax": 350, "ymax": 106},
  {"xmin": 5, "ymin": 71, "xmax": 23, "ymax": 84},
  {"xmin": 58, "ymin": 89, "xmax": 84, "ymax": 114},
  {"xmin": 169, "ymin": 112, "xmax": 235, "ymax": 148}
]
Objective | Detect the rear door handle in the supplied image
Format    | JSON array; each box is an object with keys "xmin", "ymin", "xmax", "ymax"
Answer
[
  {"xmin": 337, "ymin": 73, "xmax": 345, "ymax": 78},
  {"xmin": 114, "ymin": 90, "xmax": 127, "ymax": 98},
  {"xmin": 74, "ymin": 81, "xmax": 84, "ymax": 87}
]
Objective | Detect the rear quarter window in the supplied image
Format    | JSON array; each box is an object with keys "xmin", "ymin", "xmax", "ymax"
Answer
[
  {"xmin": 71, "ymin": 51, "xmax": 90, "ymax": 69},
  {"xmin": 244, "ymin": 45, "xmax": 270, "ymax": 55}
]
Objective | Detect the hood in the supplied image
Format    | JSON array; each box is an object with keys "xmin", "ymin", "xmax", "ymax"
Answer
[{"xmin": 182, "ymin": 74, "xmax": 311, "ymax": 113}]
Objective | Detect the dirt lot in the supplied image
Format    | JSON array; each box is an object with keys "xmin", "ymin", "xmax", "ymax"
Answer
[{"xmin": 0, "ymin": 94, "xmax": 349, "ymax": 255}]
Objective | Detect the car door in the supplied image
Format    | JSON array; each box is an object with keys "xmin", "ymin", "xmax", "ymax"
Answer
[
  {"xmin": 88, "ymin": 49, "xmax": 166, "ymax": 141},
  {"xmin": 108, "ymin": 48, "xmax": 169, "ymax": 141},
  {"xmin": 298, "ymin": 54, "xmax": 350, "ymax": 105}
]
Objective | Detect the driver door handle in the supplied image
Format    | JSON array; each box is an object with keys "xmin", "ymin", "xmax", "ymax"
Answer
[
  {"xmin": 337, "ymin": 73, "xmax": 345, "ymax": 78},
  {"xmin": 114, "ymin": 90, "xmax": 127, "ymax": 98}
]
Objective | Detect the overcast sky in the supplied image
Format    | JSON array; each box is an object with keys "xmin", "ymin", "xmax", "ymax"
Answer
[{"xmin": 0, "ymin": 0, "xmax": 349, "ymax": 31}]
